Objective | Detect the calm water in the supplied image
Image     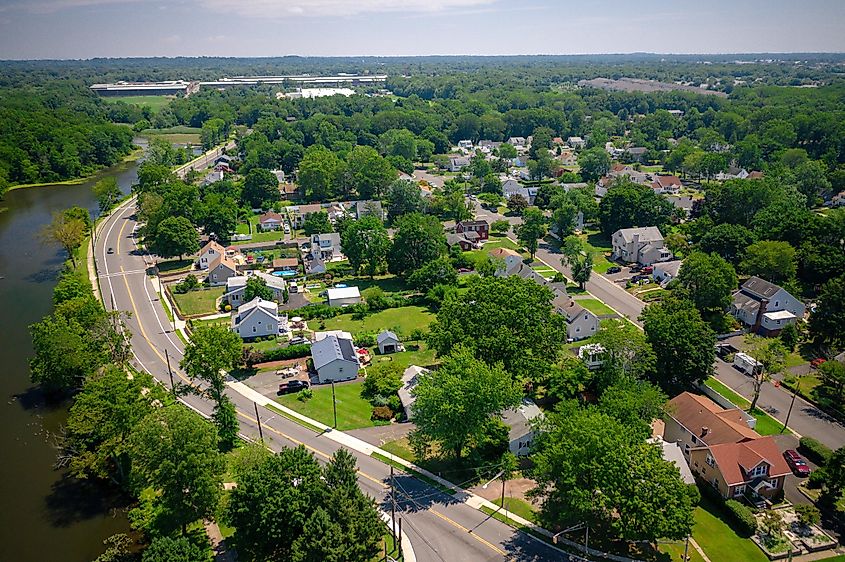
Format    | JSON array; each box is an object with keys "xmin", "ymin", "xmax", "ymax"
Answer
[{"xmin": 0, "ymin": 155, "xmax": 141, "ymax": 562}]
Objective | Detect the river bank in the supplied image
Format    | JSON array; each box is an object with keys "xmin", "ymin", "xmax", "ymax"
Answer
[
  {"xmin": 0, "ymin": 156, "xmax": 142, "ymax": 562},
  {"xmin": 6, "ymin": 147, "xmax": 145, "ymax": 193}
]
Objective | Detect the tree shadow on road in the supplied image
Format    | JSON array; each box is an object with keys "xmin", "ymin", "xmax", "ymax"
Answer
[{"xmin": 383, "ymin": 473, "xmax": 461, "ymax": 514}]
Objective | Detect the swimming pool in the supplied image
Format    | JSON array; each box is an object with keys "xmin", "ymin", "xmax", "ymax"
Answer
[{"xmin": 272, "ymin": 270, "xmax": 298, "ymax": 277}]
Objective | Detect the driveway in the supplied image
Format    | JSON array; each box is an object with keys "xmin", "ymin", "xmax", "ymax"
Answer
[{"xmin": 770, "ymin": 433, "xmax": 815, "ymax": 506}]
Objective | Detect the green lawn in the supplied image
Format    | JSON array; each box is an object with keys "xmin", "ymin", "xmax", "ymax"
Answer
[
  {"xmin": 275, "ymin": 380, "xmax": 381, "ymax": 430},
  {"xmin": 320, "ymin": 306, "xmax": 434, "ymax": 337},
  {"xmin": 140, "ymin": 125, "xmax": 202, "ymax": 144},
  {"xmin": 106, "ymin": 95, "xmax": 174, "ymax": 113},
  {"xmin": 658, "ymin": 540, "xmax": 706, "ymax": 562},
  {"xmin": 577, "ymin": 298, "xmax": 616, "ymax": 315},
  {"xmin": 703, "ymin": 378, "xmax": 789, "ymax": 436},
  {"xmin": 157, "ymin": 258, "xmax": 193, "ymax": 273},
  {"xmin": 172, "ymin": 288, "xmax": 223, "ymax": 316},
  {"xmin": 368, "ymin": 342, "xmax": 438, "ymax": 370},
  {"xmin": 231, "ymin": 215, "xmax": 287, "ymax": 244},
  {"xmin": 691, "ymin": 496, "xmax": 768, "ymax": 562},
  {"xmin": 190, "ymin": 317, "xmax": 229, "ymax": 330},
  {"xmin": 580, "ymin": 230, "xmax": 615, "ymax": 273},
  {"xmin": 332, "ymin": 274, "xmax": 412, "ymax": 295},
  {"xmin": 491, "ymin": 497, "xmax": 538, "ymax": 523}
]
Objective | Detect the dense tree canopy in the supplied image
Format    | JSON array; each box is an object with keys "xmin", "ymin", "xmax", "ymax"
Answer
[{"xmin": 598, "ymin": 181, "xmax": 674, "ymax": 235}]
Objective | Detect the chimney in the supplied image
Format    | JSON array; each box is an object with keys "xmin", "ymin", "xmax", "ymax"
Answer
[
  {"xmin": 633, "ymin": 233, "xmax": 640, "ymax": 245},
  {"xmin": 754, "ymin": 298, "xmax": 769, "ymax": 335},
  {"xmin": 701, "ymin": 427, "xmax": 710, "ymax": 437}
]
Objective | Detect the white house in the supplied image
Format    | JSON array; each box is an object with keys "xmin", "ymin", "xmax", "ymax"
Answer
[
  {"xmin": 311, "ymin": 332, "xmax": 359, "ymax": 383},
  {"xmin": 327, "ymin": 286, "xmax": 361, "ymax": 307},
  {"xmin": 489, "ymin": 247, "xmax": 523, "ymax": 274},
  {"xmin": 502, "ymin": 399, "xmax": 543, "ymax": 456},
  {"xmin": 578, "ymin": 343, "xmax": 606, "ymax": 370},
  {"xmin": 553, "ymin": 293, "xmax": 600, "ymax": 341},
  {"xmin": 611, "ymin": 227, "xmax": 672, "ymax": 266},
  {"xmin": 653, "ymin": 260, "xmax": 683, "ymax": 286},
  {"xmin": 730, "ymin": 277, "xmax": 805, "ymax": 336},
  {"xmin": 457, "ymin": 139, "xmax": 474, "ymax": 150},
  {"xmin": 197, "ymin": 240, "xmax": 226, "ymax": 270},
  {"xmin": 311, "ymin": 232, "xmax": 342, "ymax": 261},
  {"xmin": 448, "ymin": 156, "xmax": 470, "ymax": 172},
  {"xmin": 567, "ymin": 136, "xmax": 586, "ymax": 149},
  {"xmin": 231, "ymin": 297, "xmax": 287, "ymax": 340},
  {"xmin": 398, "ymin": 365, "xmax": 428, "ymax": 420},
  {"xmin": 258, "ymin": 211, "xmax": 285, "ymax": 231},
  {"xmin": 377, "ymin": 330, "xmax": 402, "ymax": 354}
]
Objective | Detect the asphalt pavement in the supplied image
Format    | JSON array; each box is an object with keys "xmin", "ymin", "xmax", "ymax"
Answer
[{"xmin": 94, "ymin": 199, "xmax": 568, "ymax": 562}]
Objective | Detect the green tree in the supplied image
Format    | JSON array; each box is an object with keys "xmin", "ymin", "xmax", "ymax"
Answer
[
  {"xmin": 793, "ymin": 160, "xmax": 831, "ymax": 205},
  {"xmin": 427, "ymin": 275, "xmax": 567, "ymax": 379},
  {"xmin": 29, "ymin": 313, "xmax": 104, "ymax": 391},
  {"xmin": 741, "ymin": 240, "xmax": 797, "ymax": 283},
  {"xmin": 821, "ymin": 446, "xmax": 845, "ymax": 507},
  {"xmin": 129, "ymin": 406, "xmax": 224, "ymax": 535},
  {"xmin": 242, "ymin": 168, "xmax": 281, "ymax": 209},
  {"xmin": 64, "ymin": 366, "xmax": 164, "ymax": 486},
  {"xmin": 387, "ymin": 213, "xmax": 447, "ymax": 277},
  {"xmin": 744, "ymin": 335, "xmax": 787, "ymax": 412},
  {"xmin": 299, "ymin": 145, "xmax": 344, "ymax": 201},
  {"xmin": 386, "ymin": 179, "xmax": 426, "ymax": 222},
  {"xmin": 809, "ymin": 275, "xmax": 845, "ymax": 347},
  {"xmin": 698, "ymin": 223, "xmax": 757, "ymax": 266},
  {"xmin": 142, "ymin": 536, "xmax": 209, "ymax": 562},
  {"xmin": 180, "ymin": 326, "xmax": 244, "ymax": 451},
  {"xmin": 340, "ymin": 216, "xmax": 390, "ymax": 277},
  {"xmin": 570, "ymin": 252, "xmax": 593, "ymax": 290},
  {"xmin": 530, "ymin": 407, "xmax": 695, "ymax": 542},
  {"xmin": 591, "ymin": 320, "xmax": 656, "ymax": 388},
  {"xmin": 598, "ymin": 379, "xmax": 668, "ymax": 439},
  {"xmin": 198, "ymin": 193, "xmax": 237, "ymax": 242},
  {"xmin": 93, "ymin": 177, "xmax": 122, "ymax": 214},
  {"xmin": 41, "ymin": 211, "xmax": 86, "ymax": 268},
  {"xmin": 676, "ymin": 251, "xmax": 738, "ymax": 312},
  {"xmin": 244, "ymin": 276, "xmax": 274, "ymax": 302},
  {"xmin": 506, "ymin": 193, "xmax": 529, "ymax": 214},
  {"xmin": 817, "ymin": 360, "xmax": 845, "ymax": 408},
  {"xmin": 411, "ymin": 346, "xmax": 521, "ymax": 459},
  {"xmin": 491, "ymin": 219, "xmax": 510, "ymax": 234},
  {"xmin": 577, "ymin": 147, "xmax": 611, "ymax": 181},
  {"xmin": 482, "ymin": 173, "xmax": 502, "ymax": 194},
  {"xmin": 379, "ymin": 128, "xmax": 417, "ymax": 161},
  {"xmin": 515, "ymin": 208, "xmax": 547, "ymax": 259},
  {"xmin": 408, "ymin": 256, "xmax": 458, "ymax": 293},
  {"xmin": 302, "ymin": 211, "xmax": 333, "ymax": 235},
  {"xmin": 345, "ymin": 145, "xmax": 395, "ymax": 199},
  {"xmin": 551, "ymin": 201, "xmax": 577, "ymax": 238},
  {"xmin": 148, "ymin": 216, "xmax": 198, "ymax": 260},
  {"xmin": 598, "ymin": 180, "xmax": 674, "ymax": 235},
  {"xmin": 641, "ymin": 297, "xmax": 716, "ymax": 392},
  {"xmin": 93, "ymin": 534, "xmax": 134, "ymax": 562}
]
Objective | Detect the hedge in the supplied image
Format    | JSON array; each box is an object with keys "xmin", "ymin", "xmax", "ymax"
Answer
[
  {"xmin": 262, "ymin": 344, "xmax": 312, "ymax": 362},
  {"xmin": 724, "ymin": 499, "xmax": 757, "ymax": 537},
  {"xmin": 799, "ymin": 436, "xmax": 832, "ymax": 466}
]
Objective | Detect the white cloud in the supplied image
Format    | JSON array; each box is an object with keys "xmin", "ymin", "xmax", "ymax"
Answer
[{"xmin": 197, "ymin": 0, "xmax": 497, "ymax": 18}]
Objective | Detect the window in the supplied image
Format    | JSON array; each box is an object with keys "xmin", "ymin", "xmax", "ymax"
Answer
[
  {"xmin": 768, "ymin": 478, "xmax": 779, "ymax": 488},
  {"xmin": 775, "ymin": 301, "xmax": 779, "ymax": 307},
  {"xmin": 749, "ymin": 464, "xmax": 768, "ymax": 478},
  {"xmin": 734, "ymin": 485, "xmax": 746, "ymax": 496},
  {"xmin": 252, "ymin": 326, "xmax": 256, "ymax": 333},
  {"xmin": 683, "ymin": 443, "xmax": 690, "ymax": 455},
  {"xmin": 691, "ymin": 435, "xmax": 698, "ymax": 445},
  {"xmin": 706, "ymin": 454, "xmax": 715, "ymax": 468}
]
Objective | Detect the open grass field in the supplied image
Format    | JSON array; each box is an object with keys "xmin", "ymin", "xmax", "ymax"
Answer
[
  {"xmin": 157, "ymin": 258, "xmax": 193, "ymax": 273},
  {"xmin": 140, "ymin": 125, "xmax": 202, "ymax": 144},
  {"xmin": 320, "ymin": 306, "xmax": 434, "ymax": 337},
  {"xmin": 275, "ymin": 379, "xmax": 381, "ymax": 430},
  {"xmin": 105, "ymin": 95, "xmax": 174, "ymax": 112},
  {"xmin": 172, "ymin": 287, "xmax": 223, "ymax": 316},
  {"xmin": 368, "ymin": 342, "xmax": 438, "ymax": 370},
  {"xmin": 490, "ymin": 497, "xmax": 538, "ymax": 523}
]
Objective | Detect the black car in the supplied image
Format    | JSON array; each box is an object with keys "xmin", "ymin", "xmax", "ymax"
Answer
[
  {"xmin": 107, "ymin": 247, "xmax": 114, "ymax": 254},
  {"xmin": 606, "ymin": 266, "xmax": 621, "ymax": 274},
  {"xmin": 278, "ymin": 380, "xmax": 309, "ymax": 395}
]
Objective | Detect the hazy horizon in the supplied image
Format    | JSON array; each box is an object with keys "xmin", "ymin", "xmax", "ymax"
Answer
[{"xmin": 1, "ymin": 0, "xmax": 844, "ymax": 60}]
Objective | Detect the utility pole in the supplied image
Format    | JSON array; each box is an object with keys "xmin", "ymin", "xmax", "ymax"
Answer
[
  {"xmin": 683, "ymin": 536, "xmax": 690, "ymax": 561},
  {"xmin": 165, "ymin": 348, "xmax": 175, "ymax": 396},
  {"xmin": 782, "ymin": 379, "xmax": 800, "ymax": 433},
  {"xmin": 397, "ymin": 518, "xmax": 403, "ymax": 558},
  {"xmin": 254, "ymin": 402, "xmax": 264, "ymax": 443},
  {"xmin": 501, "ymin": 474, "xmax": 507, "ymax": 524},
  {"xmin": 331, "ymin": 380, "xmax": 338, "ymax": 429},
  {"xmin": 390, "ymin": 464, "xmax": 397, "ymax": 548}
]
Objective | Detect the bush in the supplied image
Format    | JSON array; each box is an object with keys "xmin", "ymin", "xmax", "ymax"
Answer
[
  {"xmin": 807, "ymin": 467, "xmax": 827, "ymax": 489},
  {"xmin": 173, "ymin": 274, "xmax": 199, "ymax": 294},
  {"xmin": 262, "ymin": 344, "xmax": 312, "ymax": 362},
  {"xmin": 370, "ymin": 394, "xmax": 390, "ymax": 407},
  {"xmin": 371, "ymin": 406, "xmax": 393, "ymax": 421},
  {"xmin": 387, "ymin": 394, "xmax": 403, "ymax": 415},
  {"xmin": 724, "ymin": 499, "xmax": 757, "ymax": 537},
  {"xmin": 297, "ymin": 388, "xmax": 313, "ymax": 401},
  {"xmin": 362, "ymin": 364, "xmax": 403, "ymax": 399},
  {"xmin": 354, "ymin": 333, "xmax": 376, "ymax": 348},
  {"xmin": 296, "ymin": 304, "xmax": 343, "ymax": 321},
  {"xmin": 799, "ymin": 437, "xmax": 832, "ymax": 466},
  {"xmin": 407, "ymin": 328, "xmax": 426, "ymax": 342}
]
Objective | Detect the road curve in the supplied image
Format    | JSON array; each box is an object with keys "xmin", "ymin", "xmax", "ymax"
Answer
[{"xmin": 93, "ymin": 199, "xmax": 567, "ymax": 562}]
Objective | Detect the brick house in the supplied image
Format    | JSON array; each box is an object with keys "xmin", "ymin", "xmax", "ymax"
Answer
[{"xmin": 455, "ymin": 220, "xmax": 489, "ymax": 241}]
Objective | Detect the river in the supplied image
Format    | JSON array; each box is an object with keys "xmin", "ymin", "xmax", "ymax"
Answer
[{"xmin": 0, "ymin": 154, "xmax": 142, "ymax": 562}]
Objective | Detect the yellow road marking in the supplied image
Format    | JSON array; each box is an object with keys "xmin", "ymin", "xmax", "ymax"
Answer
[{"xmin": 428, "ymin": 509, "xmax": 508, "ymax": 556}]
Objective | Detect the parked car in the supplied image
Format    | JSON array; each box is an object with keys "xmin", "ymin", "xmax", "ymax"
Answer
[
  {"xmin": 641, "ymin": 266, "xmax": 654, "ymax": 274},
  {"xmin": 107, "ymin": 247, "xmax": 114, "ymax": 254},
  {"xmin": 606, "ymin": 266, "xmax": 621, "ymax": 274},
  {"xmin": 783, "ymin": 449, "xmax": 811, "ymax": 477},
  {"xmin": 810, "ymin": 358, "xmax": 827, "ymax": 369},
  {"xmin": 630, "ymin": 264, "xmax": 642, "ymax": 272},
  {"xmin": 277, "ymin": 380, "xmax": 309, "ymax": 395}
]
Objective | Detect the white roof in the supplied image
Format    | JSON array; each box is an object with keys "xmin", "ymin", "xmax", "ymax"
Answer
[
  {"xmin": 502, "ymin": 399, "xmax": 543, "ymax": 443},
  {"xmin": 763, "ymin": 310, "xmax": 797, "ymax": 321},
  {"xmin": 649, "ymin": 438, "xmax": 695, "ymax": 485},
  {"xmin": 252, "ymin": 270, "xmax": 286, "ymax": 291},
  {"xmin": 236, "ymin": 296, "xmax": 278, "ymax": 316},
  {"xmin": 314, "ymin": 330, "xmax": 353, "ymax": 342},
  {"xmin": 327, "ymin": 286, "xmax": 361, "ymax": 300},
  {"xmin": 226, "ymin": 275, "xmax": 248, "ymax": 289},
  {"xmin": 378, "ymin": 330, "xmax": 399, "ymax": 343}
]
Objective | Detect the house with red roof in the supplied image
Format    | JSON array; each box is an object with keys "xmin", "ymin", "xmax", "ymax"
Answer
[
  {"xmin": 651, "ymin": 174, "xmax": 683, "ymax": 194},
  {"xmin": 663, "ymin": 392, "xmax": 791, "ymax": 506}
]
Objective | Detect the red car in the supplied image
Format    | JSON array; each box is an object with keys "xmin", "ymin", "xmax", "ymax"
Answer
[
  {"xmin": 783, "ymin": 449, "xmax": 811, "ymax": 477},
  {"xmin": 810, "ymin": 358, "xmax": 827, "ymax": 369},
  {"xmin": 641, "ymin": 266, "xmax": 654, "ymax": 274}
]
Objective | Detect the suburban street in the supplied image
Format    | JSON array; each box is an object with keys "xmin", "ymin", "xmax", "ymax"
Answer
[
  {"xmin": 93, "ymin": 198, "xmax": 568, "ymax": 562},
  {"xmin": 473, "ymin": 200, "xmax": 845, "ymax": 450}
]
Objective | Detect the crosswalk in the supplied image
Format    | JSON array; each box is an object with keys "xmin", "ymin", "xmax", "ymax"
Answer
[{"xmin": 98, "ymin": 268, "xmax": 149, "ymax": 279}]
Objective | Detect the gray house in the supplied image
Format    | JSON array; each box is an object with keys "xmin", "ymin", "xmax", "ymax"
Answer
[
  {"xmin": 502, "ymin": 399, "xmax": 544, "ymax": 456},
  {"xmin": 311, "ymin": 331, "xmax": 359, "ymax": 383},
  {"xmin": 231, "ymin": 297, "xmax": 287, "ymax": 340},
  {"xmin": 730, "ymin": 277, "xmax": 805, "ymax": 336},
  {"xmin": 611, "ymin": 226, "xmax": 672, "ymax": 266},
  {"xmin": 552, "ymin": 293, "xmax": 600, "ymax": 341},
  {"xmin": 311, "ymin": 232, "xmax": 342, "ymax": 261},
  {"xmin": 398, "ymin": 365, "xmax": 428, "ymax": 420}
]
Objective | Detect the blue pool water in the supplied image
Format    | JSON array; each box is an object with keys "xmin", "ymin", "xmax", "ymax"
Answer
[{"xmin": 272, "ymin": 270, "xmax": 298, "ymax": 277}]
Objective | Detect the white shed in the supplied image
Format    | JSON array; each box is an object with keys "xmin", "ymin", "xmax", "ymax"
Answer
[
  {"xmin": 327, "ymin": 286, "xmax": 361, "ymax": 307},
  {"xmin": 377, "ymin": 330, "xmax": 402, "ymax": 354}
]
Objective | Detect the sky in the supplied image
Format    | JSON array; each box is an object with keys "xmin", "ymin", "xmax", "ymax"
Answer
[{"xmin": 0, "ymin": 0, "xmax": 844, "ymax": 60}]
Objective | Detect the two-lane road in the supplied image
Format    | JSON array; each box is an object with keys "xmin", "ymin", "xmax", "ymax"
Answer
[{"xmin": 93, "ymin": 199, "xmax": 566, "ymax": 562}]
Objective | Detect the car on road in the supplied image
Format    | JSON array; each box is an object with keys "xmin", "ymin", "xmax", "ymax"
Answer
[
  {"xmin": 783, "ymin": 449, "xmax": 811, "ymax": 477},
  {"xmin": 107, "ymin": 247, "xmax": 114, "ymax": 254},
  {"xmin": 277, "ymin": 380, "xmax": 309, "ymax": 395},
  {"xmin": 606, "ymin": 266, "xmax": 621, "ymax": 274}
]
